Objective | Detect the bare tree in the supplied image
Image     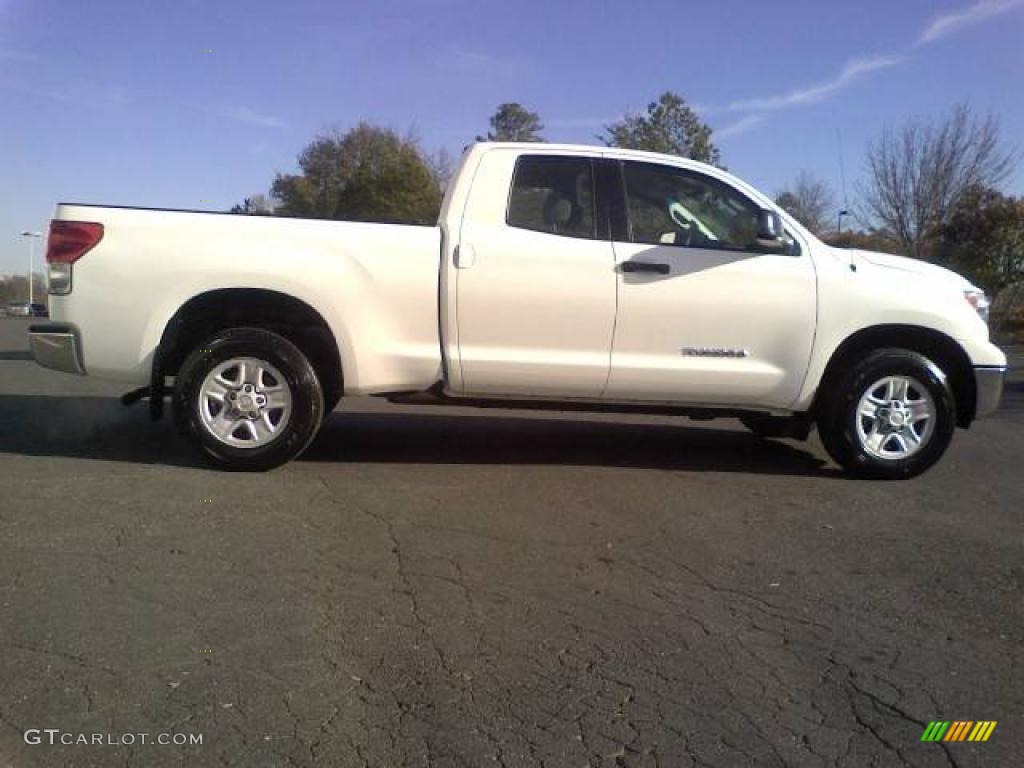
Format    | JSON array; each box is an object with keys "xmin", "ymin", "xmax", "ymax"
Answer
[
  {"xmin": 0, "ymin": 274, "xmax": 42, "ymax": 304},
  {"xmin": 427, "ymin": 148, "xmax": 455, "ymax": 194},
  {"xmin": 860, "ymin": 104, "xmax": 1014, "ymax": 260},
  {"xmin": 775, "ymin": 172, "xmax": 836, "ymax": 236}
]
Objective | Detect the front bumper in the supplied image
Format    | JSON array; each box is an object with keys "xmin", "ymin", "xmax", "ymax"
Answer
[
  {"xmin": 28, "ymin": 323, "xmax": 85, "ymax": 375},
  {"xmin": 974, "ymin": 366, "xmax": 1006, "ymax": 418}
]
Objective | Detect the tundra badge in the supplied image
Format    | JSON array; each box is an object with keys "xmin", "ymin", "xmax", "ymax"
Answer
[{"xmin": 681, "ymin": 347, "xmax": 749, "ymax": 358}]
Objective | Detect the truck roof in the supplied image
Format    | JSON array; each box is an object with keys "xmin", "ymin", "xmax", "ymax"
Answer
[{"xmin": 469, "ymin": 141, "xmax": 721, "ymax": 174}]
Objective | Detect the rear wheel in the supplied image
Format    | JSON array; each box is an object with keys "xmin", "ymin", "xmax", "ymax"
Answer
[
  {"xmin": 818, "ymin": 349, "xmax": 955, "ymax": 479},
  {"xmin": 173, "ymin": 328, "xmax": 324, "ymax": 470}
]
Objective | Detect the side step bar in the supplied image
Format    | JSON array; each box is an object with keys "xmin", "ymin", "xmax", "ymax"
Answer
[
  {"xmin": 121, "ymin": 382, "xmax": 171, "ymax": 422},
  {"xmin": 121, "ymin": 386, "xmax": 151, "ymax": 406}
]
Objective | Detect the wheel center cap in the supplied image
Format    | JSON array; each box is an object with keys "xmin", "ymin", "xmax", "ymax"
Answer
[
  {"xmin": 237, "ymin": 393, "xmax": 256, "ymax": 410},
  {"xmin": 888, "ymin": 409, "xmax": 907, "ymax": 427}
]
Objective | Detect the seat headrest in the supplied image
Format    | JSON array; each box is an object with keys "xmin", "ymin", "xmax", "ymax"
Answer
[{"xmin": 543, "ymin": 193, "xmax": 573, "ymax": 229}]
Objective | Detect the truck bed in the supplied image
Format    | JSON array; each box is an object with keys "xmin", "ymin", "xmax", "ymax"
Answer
[{"xmin": 48, "ymin": 204, "xmax": 445, "ymax": 393}]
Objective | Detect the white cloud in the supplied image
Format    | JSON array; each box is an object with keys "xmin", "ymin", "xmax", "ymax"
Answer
[
  {"xmin": 724, "ymin": 55, "xmax": 903, "ymax": 113},
  {"xmin": 0, "ymin": 74, "xmax": 126, "ymax": 106},
  {"xmin": 223, "ymin": 106, "xmax": 284, "ymax": 129},
  {"xmin": 716, "ymin": 114, "xmax": 765, "ymax": 139},
  {"xmin": 703, "ymin": 54, "xmax": 903, "ymax": 139},
  {"xmin": 693, "ymin": 1, "xmax": 1021, "ymax": 140},
  {"xmin": 919, "ymin": 0, "xmax": 1024, "ymax": 44}
]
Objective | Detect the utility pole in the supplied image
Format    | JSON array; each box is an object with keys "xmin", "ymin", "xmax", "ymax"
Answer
[{"xmin": 20, "ymin": 231, "xmax": 43, "ymax": 304}]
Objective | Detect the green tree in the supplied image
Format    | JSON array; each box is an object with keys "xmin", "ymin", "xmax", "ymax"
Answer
[
  {"xmin": 229, "ymin": 194, "xmax": 274, "ymax": 215},
  {"xmin": 823, "ymin": 228, "xmax": 901, "ymax": 254},
  {"xmin": 271, "ymin": 123, "xmax": 442, "ymax": 225},
  {"xmin": 935, "ymin": 185, "xmax": 1024, "ymax": 294},
  {"xmin": 602, "ymin": 92, "xmax": 721, "ymax": 166},
  {"xmin": 479, "ymin": 103, "xmax": 544, "ymax": 142}
]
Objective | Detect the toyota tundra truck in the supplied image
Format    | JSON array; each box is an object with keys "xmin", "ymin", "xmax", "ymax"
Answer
[{"xmin": 29, "ymin": 142, "xmax": 1007, "ymax": 477}]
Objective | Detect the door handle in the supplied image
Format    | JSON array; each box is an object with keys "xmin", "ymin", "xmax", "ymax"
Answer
[
  {"xmin": 454, "ymin": 244, "xmax": 476, "ymax": 269},
  {"xmin": 621, "ymin": 260, "xmax": 670, "ymax": 275}
]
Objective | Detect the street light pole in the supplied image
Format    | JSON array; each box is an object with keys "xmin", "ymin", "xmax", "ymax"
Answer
[
  {"xmin": 20, "ymin": 231, "xmax": 43, "ymax": 305},
  {"xmin": 837, "ymin": 210, "xmax": 850, "ymax": 237}
]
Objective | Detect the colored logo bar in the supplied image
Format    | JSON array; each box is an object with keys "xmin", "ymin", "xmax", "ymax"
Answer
[{"xmin": 921, "ymin": 721, "xmax": 997, "ymax": 742}]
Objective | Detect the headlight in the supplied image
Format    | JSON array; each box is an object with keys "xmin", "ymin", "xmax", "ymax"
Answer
[{"xmin": 964, "ymin": 289, "xmax": 990, "ymax": 323}]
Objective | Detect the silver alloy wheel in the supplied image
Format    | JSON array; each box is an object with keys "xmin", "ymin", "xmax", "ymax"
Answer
[
  {"xmin": 198, "ymin": 357, "xmax": 293, "ymax": 448},
  {"xmin": 855, "ymin": 375, "xmax": 935, "ymax": 461}
]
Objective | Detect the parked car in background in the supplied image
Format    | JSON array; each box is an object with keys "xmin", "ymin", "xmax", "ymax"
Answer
[
  {"xmin": 29, "ymin": 142, "xmax": 1006, "ymax": 477},
  {"xmin": 3, "ymin": 302, "xmax": 47, "ymax": 317},
  {"xmin": 5, "ymin": 302, "xmax": 31, "ymax": 317}
]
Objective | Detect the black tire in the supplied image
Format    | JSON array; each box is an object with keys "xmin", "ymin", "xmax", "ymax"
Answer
[
  {"xmin": 172, "ymin": 327, "xmax": 324, "ymax": 471},
  {"xmin": 817, "ymin": 348, "xmax": 956, "ymax": 479}
]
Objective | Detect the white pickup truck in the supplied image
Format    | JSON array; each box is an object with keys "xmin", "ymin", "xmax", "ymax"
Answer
[{"xmin": 30, "ymin": 142, "xmax": 1006, "ymax": 477}]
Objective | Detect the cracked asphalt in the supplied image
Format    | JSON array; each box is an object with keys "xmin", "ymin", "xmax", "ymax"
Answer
[{"xmin": 0, "ymin": 317, "xmax": 1021, "ymax": 768}]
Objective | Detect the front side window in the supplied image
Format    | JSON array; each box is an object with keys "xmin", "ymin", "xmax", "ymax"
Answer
[
  {"xmin": 622, "ymin": 161, "xmax": 771, "ymax": 253},
  {"xmin": 507, "ymin": 156, "xmax": 596, "ymax": 240}
]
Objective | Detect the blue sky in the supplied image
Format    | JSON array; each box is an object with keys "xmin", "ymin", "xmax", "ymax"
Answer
[{"xmin": 1, "ymin": 0, "xmax": 1023, "ymax": 273}]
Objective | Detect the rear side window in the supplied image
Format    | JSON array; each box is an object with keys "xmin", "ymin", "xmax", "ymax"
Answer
[{"xmin": 507, "ymin": 156, "xmax": 596, "ymax": 239}]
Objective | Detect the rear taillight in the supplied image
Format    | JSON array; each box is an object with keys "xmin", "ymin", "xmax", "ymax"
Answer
[
  {"xmin": 46, "ymin": 220, "xmax": 103, "ymax": 296},
  {"xmin": 46, "ymin": 220, "xmax": 104, "ymax": 264}
]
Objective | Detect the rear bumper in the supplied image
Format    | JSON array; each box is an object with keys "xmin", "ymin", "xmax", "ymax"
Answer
[
  {"xmin": 28, "ymin": 323, "xmax": 85, "ymax": 375},
  {"xmin": 973, "ymin": 366, "xmax": 1005, "ymax": 418}
]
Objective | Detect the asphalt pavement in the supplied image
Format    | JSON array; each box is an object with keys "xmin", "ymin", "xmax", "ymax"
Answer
[{"xmin": 0, "ymin": 317, "xmax": 1021, "ymax": 767}]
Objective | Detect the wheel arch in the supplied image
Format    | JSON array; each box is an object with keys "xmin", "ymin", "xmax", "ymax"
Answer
[
  {"xmin": 812, "ymin": 324, "xmax": 976, "ymax": 428},
  {"xmin": 151, "ymin": 288, "xmax": 343, "ymax": 420}
]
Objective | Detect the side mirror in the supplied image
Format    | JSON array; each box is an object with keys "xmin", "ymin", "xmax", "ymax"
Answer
[{"xmin": 756, "ymin": 210, "xmax": 786, "ymax": 251}]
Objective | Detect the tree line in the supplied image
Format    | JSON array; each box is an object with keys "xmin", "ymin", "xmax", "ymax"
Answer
[
  {"xmin": 231, "ymin": 93, "xmax": 723, "ymax": 226},
  {"xmin": 231, "ymin": 95, "xmax": 1022, "ymax": 301},
  {"xmin": 0, "ymin": 274, "xmax": 46, "ymax": 307}
]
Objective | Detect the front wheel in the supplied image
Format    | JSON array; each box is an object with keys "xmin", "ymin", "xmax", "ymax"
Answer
[
  {"xmin": 172, "ymin": 328, "xmax": 324, "ymax": 470},
  {"xmin": 818, "ymin": 349, "xmax": 956, "ymax": 479}
]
